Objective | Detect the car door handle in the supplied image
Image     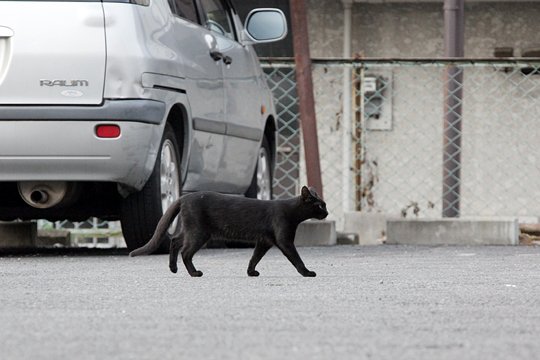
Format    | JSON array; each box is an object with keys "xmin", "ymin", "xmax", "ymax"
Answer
[
  {"xmin": 222, "ymin": 55, "xmax": 232, "ymax": 65},
  {"xmin": 209, "ymin": 50, "xmax": 223, "ymax": 61}
]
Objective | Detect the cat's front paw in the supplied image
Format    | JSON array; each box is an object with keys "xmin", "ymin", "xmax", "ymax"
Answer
[
  {"xmin": 190, "ymin": 270, "xmax": 204, "ymax": 277},
  {"xmin": 302, "ymin": 270, "xmax": 316, "ymax": 277},
  {"xmin": 247, "ymin": 269, "xmax": 260, "ymax": 277},
  {"xmin": 169, "ymin": 265, "xmax": 178, "ymax": 273}
]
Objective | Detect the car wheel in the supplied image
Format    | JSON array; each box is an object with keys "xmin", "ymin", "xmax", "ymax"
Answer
[
  {"xmin": 121, "ymin": 123, "xmax": 181, "ymax": 252},
  {"xmin": 246, "ymin": 136, "xmax": 273, "ymax": 200}
]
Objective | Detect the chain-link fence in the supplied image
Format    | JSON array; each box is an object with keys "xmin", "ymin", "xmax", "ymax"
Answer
[
  {"xmin": 39, "ymin": 59, "xmax": 540, "ymax": 241},
  {"xmin": 38, "ymin": 219, "xmax": 124, "ymax": 248},
  {"xmin": 263, "ymin": 59, "xmax": 540, "ymax": 230}
]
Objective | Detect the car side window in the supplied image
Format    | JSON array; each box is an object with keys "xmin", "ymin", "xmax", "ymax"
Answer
[
  {"xmin": 169, "ymin": 0, "xmax": 199, "ymax": 24},
  {"xmin": 199, "ymin": 0, "xmax": 235, "ymax": 40}
]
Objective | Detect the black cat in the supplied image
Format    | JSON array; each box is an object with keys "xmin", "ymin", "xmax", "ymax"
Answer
[{"xmin": 130, "ymin": 186, "xmax": 328, "ymax": 277}]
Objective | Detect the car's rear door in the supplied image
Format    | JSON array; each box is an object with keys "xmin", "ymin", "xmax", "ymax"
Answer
[{"xmin": 0, "ymin": 0, "xmax": 106, "ymax": 105}]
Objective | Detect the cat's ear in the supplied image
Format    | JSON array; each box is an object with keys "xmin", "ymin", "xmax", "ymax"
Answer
[
  {"xmin": 301, "ymin": 186, "xmax": 311, "ymax": 201},
  {"xmin": 308, "ymin": 187, "xmax": 320, "ymax": 198}
]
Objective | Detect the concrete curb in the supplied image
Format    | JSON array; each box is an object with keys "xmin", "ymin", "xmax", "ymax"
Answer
[
  {"xmin": 387, "ymin": 218, "xmax": 520, "ymax": 246},
  {"xmin": 295, "ymin": 220, "xmax": 336, "ymax": 246},
  {"xmin": 0, "ymin": 221, "xmax": 37, "ymax": 248},
  {"xmin": 0, "ymin": 217, "xmax": 523, "ymax": 248},
  {"xmin": 343, "ymin": 212, "xmax": 386, "ymax": 245}
]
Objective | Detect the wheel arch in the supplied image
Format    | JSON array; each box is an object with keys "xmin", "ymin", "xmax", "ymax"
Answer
[
  {"xmin": 263, "ymin": 115, "xmax": 277, "ymax": 172},
  {"xmin": 165, "ymin": 103, "xmax": 190, "ymax": 185}
]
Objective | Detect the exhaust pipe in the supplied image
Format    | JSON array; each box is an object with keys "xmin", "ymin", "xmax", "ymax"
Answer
[
  {"xmin": 30, "ymin": 189, "xmax": 49, "ymax": 205},
  {"xmin": 18, "ymin": 181, "xmax": 77, "ymax": 209}
]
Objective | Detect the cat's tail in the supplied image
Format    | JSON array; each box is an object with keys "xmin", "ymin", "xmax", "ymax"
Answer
[{"xmin": 129, "ymin": 198, "xmax": 182, "ymax": 257}]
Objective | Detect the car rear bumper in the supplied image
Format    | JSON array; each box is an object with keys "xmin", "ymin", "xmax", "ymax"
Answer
[{"xmin": 0, "ymin": 99, "xmax": 165, "ymax": 190}]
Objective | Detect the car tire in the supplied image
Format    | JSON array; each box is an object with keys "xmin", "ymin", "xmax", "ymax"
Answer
[
  {"xmin": 245, "ymin": 136, "xmax": 273, "ymax": 200},
  {"xmin": 121, "ymin": 123, "xmax": 182, "ymax": 252}
]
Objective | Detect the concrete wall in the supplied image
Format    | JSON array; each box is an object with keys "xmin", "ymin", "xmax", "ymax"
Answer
[{"xmin": 307, "ymin": 1, "xmax": 540, "ymax": 58}]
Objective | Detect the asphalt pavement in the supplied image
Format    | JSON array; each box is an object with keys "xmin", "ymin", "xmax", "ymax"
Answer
[{"xmin": 1, "ymin": 245, "xmax": 539, "ymax": 360}]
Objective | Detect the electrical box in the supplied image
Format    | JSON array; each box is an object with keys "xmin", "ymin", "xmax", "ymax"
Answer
[
  {"xmin": 361, "ymin": 70, "xmax": 393, "ymax": 131},
  {"xmin": 363, "ymin": 76, "xmax": 378, "ymax": 93}
]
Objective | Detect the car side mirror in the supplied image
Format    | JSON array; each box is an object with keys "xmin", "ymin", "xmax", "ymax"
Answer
[{"xmin": 242, "ymin": 8, "xmax": 287, "ymax": 45}]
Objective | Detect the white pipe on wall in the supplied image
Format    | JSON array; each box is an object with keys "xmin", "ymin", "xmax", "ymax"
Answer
[{"xmin": 342, "ymin": 0, "xmax": 353, "ymax": 212}]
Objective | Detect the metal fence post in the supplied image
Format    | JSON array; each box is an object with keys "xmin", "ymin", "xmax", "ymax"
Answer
[
  {"xmin": 443, "ymin": 66, "xmax": 463, "ymax": 217},
  {"xmin": 443, "ymin": 0, "xmax": 464, "ymax": 217}
]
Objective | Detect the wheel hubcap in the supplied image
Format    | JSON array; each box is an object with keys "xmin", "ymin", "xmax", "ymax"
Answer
[
  {"xmin": 160, "ymin": 139, "xmax": 180, "ymax": 234},
  {"xmin": 257, "ymin": 147, "xmax": 272, "ymax": 200}
]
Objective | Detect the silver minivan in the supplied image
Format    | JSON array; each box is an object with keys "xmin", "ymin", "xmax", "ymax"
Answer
[{"xmin": 0, "ymin": 0, "xmax": 287, "ymax": 250}]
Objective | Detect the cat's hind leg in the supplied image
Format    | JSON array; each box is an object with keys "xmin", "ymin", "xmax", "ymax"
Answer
[
  {"xmin": 169, "ymin": 234, "xmax": 183, "ymax": 273},
  {"xmin": 180, "ymin": 231, "xmax": 208, "ymax": 277},
  {"xmin": 247, "ymin": 239, "xmax": 273, "ymax": 277}
]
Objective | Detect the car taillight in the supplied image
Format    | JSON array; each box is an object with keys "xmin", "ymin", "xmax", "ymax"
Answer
[{"xmin": 95, "ymin": 124, "xmax": 121, "ymax": 138}]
